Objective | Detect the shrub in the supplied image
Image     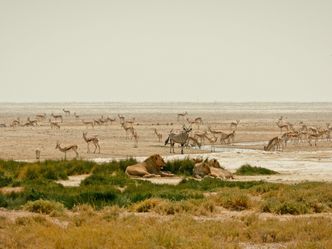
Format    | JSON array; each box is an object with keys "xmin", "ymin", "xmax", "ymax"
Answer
[
  {"xmin": 0, "ymin": 171, "xmax": 12, "ymax": 187},
  {"xmin": 132, "ymin": 198, "xmax": 164, "ymax": 212},
  {"xmin": 23, "ymin": 199, "xmax": 65, "ymax": 216},
  {"xmin": 235, "ymin": 164, "xmax": 279, "ymax": 176},
  {"xmin": 214, "ymin": 189, "xmax": 252, "ymax": 211},
  {"xmin": 163, "ymin": 158, "xmax": 195, "ymax": 176}
]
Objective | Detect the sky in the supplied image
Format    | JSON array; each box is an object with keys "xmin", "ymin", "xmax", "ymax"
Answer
[{"xmin": 0, "ymin": 0, "xmax": 331, "ymax": 102}]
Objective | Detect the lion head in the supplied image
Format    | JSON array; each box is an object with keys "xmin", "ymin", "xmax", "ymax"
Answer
[
  {"xmin": 144, "ymin": 154, "xmax": 166, "ymax": 173},
  {"xmin": 207, "ymin": 159, "xmax": 222, "ymax": 168}
]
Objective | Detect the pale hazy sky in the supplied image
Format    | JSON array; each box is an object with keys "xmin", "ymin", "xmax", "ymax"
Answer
[{"xmin": 0, "ymin": 0, "xmax": 331, "ymax": 102}]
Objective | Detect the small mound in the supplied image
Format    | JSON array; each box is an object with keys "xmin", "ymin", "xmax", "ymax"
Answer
[{"xmin": 235, "ymin": 164, "xmax": 279, "ymax": 176}]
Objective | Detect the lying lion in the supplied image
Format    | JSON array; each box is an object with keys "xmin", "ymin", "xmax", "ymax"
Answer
[
  {"xmin": 193, "ymin": 158, "xmax": 234, "ymax": 179},
  {"xmin": 125, "ymin": 154, "xmax": 174, "ymax": 178}
]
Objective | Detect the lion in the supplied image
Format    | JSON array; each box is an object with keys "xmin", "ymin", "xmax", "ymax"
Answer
[
  {"xmin": 193, "ymin": 158, "xmax": 234, "ymax": 179},
  {"xmin": 125, "ymin": 154, "xmax": 174, "ymax": 178}
]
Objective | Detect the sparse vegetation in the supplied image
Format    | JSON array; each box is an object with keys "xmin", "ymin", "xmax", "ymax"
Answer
[
  {"xmin": 235, "ymin": 164, "xmax": 279, "ymax": 175},
  {"xmin": 0, "ymin": 159, "xmax": 331, "ymax": 217},
  {"xmin": 0, "ymin": 159, "xmax": 331, "ymax": 248}
]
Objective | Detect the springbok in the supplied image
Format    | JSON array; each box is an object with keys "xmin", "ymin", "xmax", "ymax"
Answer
[
  {"xmin": 153, "ymin": 128, "xmax": 162, "ymax": 142},
  {"xmin": 177, "ymin": 112, "xmax": 188, "ymax": 121},
  {"xmin": 63, "ymin": 108, "xmax": 70, "ymax": 116},
  {"xmin": 82, "ymin": 132, "xmax": 100, "ymax": 153},
  {"xmin": 49, "ymin": 119, "xmax": 60, "ymax": 129},
  {"xmin": 55, "ymin": 142, "xmax": 79, "ymax": 159},
  {"xmin": 51, "ymin": 113, "xmax": 63, "ymax": 123}
]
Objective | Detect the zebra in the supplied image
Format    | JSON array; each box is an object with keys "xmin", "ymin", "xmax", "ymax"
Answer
[{"xmin": 164, "ymin": 126, "xmax": 192, "ymax": 154}]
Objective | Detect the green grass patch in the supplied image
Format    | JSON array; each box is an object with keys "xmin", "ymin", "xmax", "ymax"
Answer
[{"xmin": 235, "ymin": 164, "xmax": 279, "ymax": 176}]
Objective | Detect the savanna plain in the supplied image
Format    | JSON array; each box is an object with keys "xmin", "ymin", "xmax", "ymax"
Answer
[{"xmin": 0, "ymin": 102, "xmax": 332, "ymax": 249}]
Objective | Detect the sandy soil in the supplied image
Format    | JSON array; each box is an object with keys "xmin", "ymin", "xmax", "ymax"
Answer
[{"xmin": 1, "ymin": 102, "xmax": 332, "ymax": 183}]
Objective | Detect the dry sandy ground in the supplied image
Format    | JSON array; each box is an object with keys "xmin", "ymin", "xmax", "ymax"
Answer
[{"xmin": 1, "ymin": 102, "xmax": 332, "ymax": 183}]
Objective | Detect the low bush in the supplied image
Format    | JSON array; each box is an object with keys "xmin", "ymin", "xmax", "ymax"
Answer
[
  {"xmin": 23, "ymin": 199, "xmax": 65, "ymax": 216},
  {"xmin": 235, "ymin": 164, "xmax": 279, "ymax": 175},
  {"xmin": 163, "ymin": 158, "xmax": 195, "ymax": 176}
]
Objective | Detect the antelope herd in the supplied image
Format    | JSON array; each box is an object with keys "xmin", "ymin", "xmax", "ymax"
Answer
[
  {"xmin": 264, "ymin": 117, "xmax": 332, "ymax": 151},
  {"xmin": 0, "ymin": 108, "xmax": 331, "ymax": 159}
]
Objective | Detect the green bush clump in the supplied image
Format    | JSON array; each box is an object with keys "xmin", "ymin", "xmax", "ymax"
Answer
[
  {"xmin": 235, "ymin": 164, "xmax": 279, "ymax": 176},
  {"xmin": 0, "ymin": 171, "xmax": 12, "ymax": 187},
  {"xmin": 163, "ymin": 158, "xmax": 195, "ymax": 176}
]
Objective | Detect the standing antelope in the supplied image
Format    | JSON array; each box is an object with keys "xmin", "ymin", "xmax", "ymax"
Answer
[
  {"xmin": 177, "ymin": 112, "xmax": 188, "ymax": 121},
  {"xmin": 49, "ymin": 119, "xmax": 60, "ymax": 129},
  {"xmin": 133, "ymin": 130, "xmax": 139, "ymax": 148},
  {"xmin": 106, "ymin": 117, "xmax": 116, "ymax": 125},
  {"xmin": 63, "ymin": 108, "xmax": 70, "ymax": 116},
  {"xmin": 51, "ymin": 113, "xmax": 63, "ymax": 123},
  {"xmin": 118, "ymin": 114, "xmax": 125, "ymax": 123},
  {"xmin": 55, "ymin": 142, "xmax": 79, "ymax": 159},
  {"xmin": 74, "ymin": 112, "xmax": 80, "ymax": 119},
  {"xmin": 121, "ymin": 123, "xmax": 134, "ymax": 139},
  {"xmin": 230, "ymin": 120, "xmax": 240, "ymax": 130},
  {"xmin": 35, "ymin": 149, "xmax": 41, "ymax": 160},
  {"xmin": 82, "ymin": 132, "xmax": 100, "ymax": 153},
  {"xmin": 82, "ymin": 120, "xmax": 94, "ymax": 128},
  {"xmin": 153, "ymin": 128, "xmax": 163, "ymax": 142},
  {"xmin": 276, "ymin": 120, "xmax": 289, "ymax": 133}
]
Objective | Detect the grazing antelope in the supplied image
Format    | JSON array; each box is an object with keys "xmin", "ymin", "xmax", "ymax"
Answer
[
  {"xmin": 203, "ymin": 134, "xmax": 218, "ymax": 152},
  {"xmin": 49, "ymin": 119, "xmax": 60, "ymax": 129},
  {"xmin": 82, "ymin": 132, "xmax": 100, "ymax": 153},
  {"xmin": 153, "ymin": 128, "xmax": 163, "ymax": 142},
  {"xmin": 35, "ymin": 113, "xmax": 46, "ymax": 120},
  {"xmin": 186, "ymin": 136, "xmax": 202, "ymax": 148},
  {"xmin": 177, "ymin": 111, "xmax": 188, "ymax": 121},
  {"xmin": 82, "ymin": 120, "xmax": 94, "ymax": 128},
  {"xmin": 27, "ymin": 117, "xmax": 38, "ymax": 126},
  {"xmin": 51, "ymin": 113, "xmax": 63, "ymax": 123},
  {"xmin": 93, "ymin": 119, "xmax": 102, "ymax": 126},
  {"xmin": 194, "ymin": 131, "xmax": 207, "ymax": 144},
  {"xmin": 208, "ymin": 126, "xmax": 227, "ymax": 138},
  {"xmin": 63, "ymin": 108, "xmax": 70, "ymax": 116},
  {"xmin": 225, "ymin": 130, "xmax": 236, "ymax": 144},
  {"xmin": 230, "ymin": 120, "xmax": 240, "ymax": 130},
  {"xmin": 10, "ymin": 118, "xmax": 20, "ymax": 127},
  {"xmin": 264, "ymin": 137, "xmax": 283, "ymax": 151},
  {"xmin": 0, "ymin": 123, "xmax": 6, "ymax": 128},
  {"xmin": 55, "ymin": 142, "xmax": 79, "ymax": 159}
]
